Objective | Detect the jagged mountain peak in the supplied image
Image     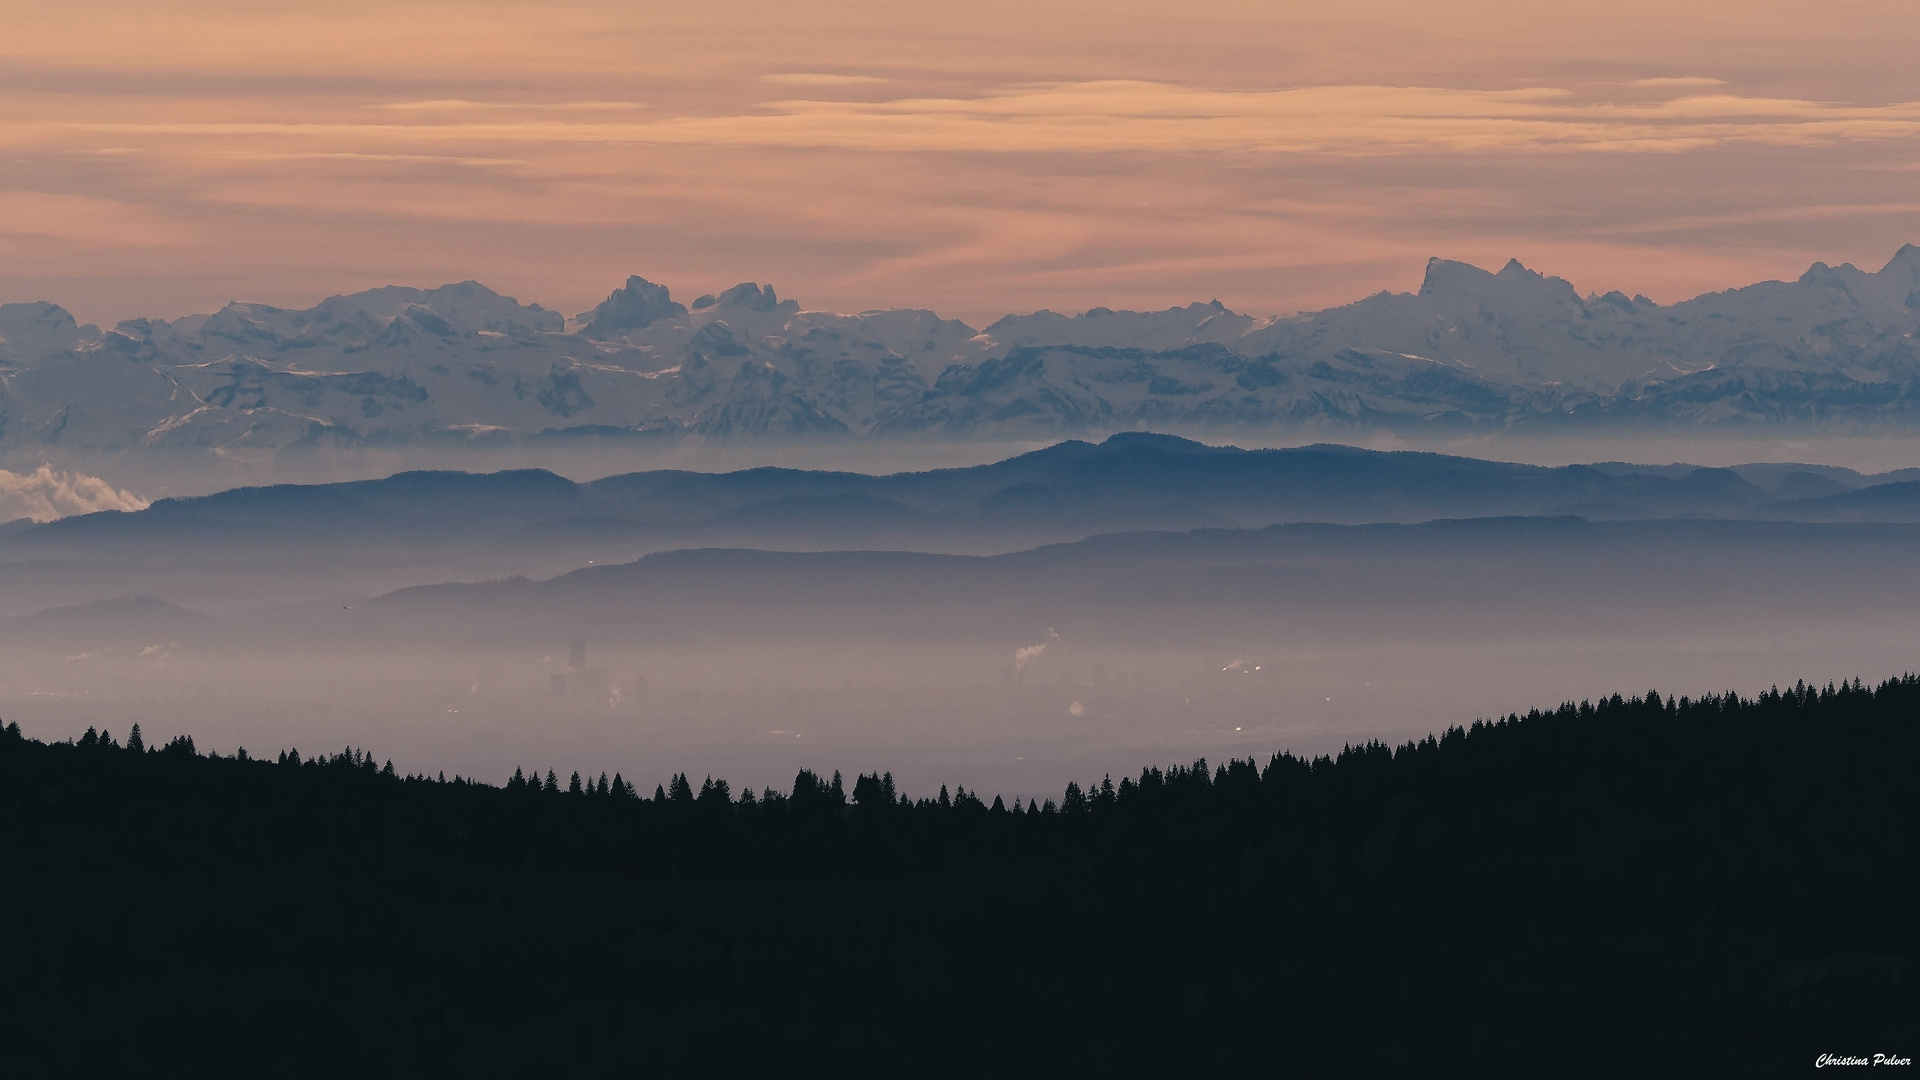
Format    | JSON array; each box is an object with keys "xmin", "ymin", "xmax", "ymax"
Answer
[
  {"xmin": 1417, "ymin": 256, "xmax": 1488, "ymax": 296},
  {"xmin": 0, "ymin": 301, "xmax": 96, "ymax": 362},
  {"xmin": 1795, "ymin": 249, "xmax": 1920, "ymax": 311},
  {"xmin": 1885, "ymin": 243, "xmax": 1920, "ymax": 271},
  {"xmin": 313, "ymin": 281, "xmax": 560, "ymax": 334},
  {"xmin": 578, "ymin": 275, "xmax": 686, "ymax": 338},
  {"xmin": 1798, "ymin": 260, "xmax": 1863, "ymax": 284},
  {"xmin": 714, "ymin": 282, "xmax": 797, "ymax": 314},
  {"xmin": 1876, "ymin": 244, "xmax": 1920, "ymax": 304},
  {"xmin": 1419, "ymin": 256, "xmax": 1580, "ymax": 304},
  {"xmin": 189, "ymin": 281, "xmax": 562, "ymax": 346},
  {"xmin": 6, "ymin": 247, "xmax": 1920, "ymax": 452},
  {"xmin": 979, "ymin": 300, "xmax": 1253, "ymax": 354}
]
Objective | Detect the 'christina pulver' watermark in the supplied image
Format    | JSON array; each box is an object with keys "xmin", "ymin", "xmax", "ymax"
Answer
[{"xmin": 1816, "ymin": 1053, "xmax": 1912, "ymax": 1067}]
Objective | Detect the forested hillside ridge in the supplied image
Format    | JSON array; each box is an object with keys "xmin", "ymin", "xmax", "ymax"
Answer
[
  {"xmin": 4, "ymin": 677, "xmax": 1915, "ymax": 1076},
  {"xmin": 354, "ymin": 517, "xmax": 1920, "ymax": 650},
  {"xmin": 15, "ymin": 513, "xmax": 1920, "ymax": 659},
  {"xmin": 26, "ymin": 433, "xmax": 1920, "ymax": 545},
  {"xmin": 11, "ymin": 432, "xmax": 1920, "ymax": 622},
  {"xmin": 3, "ymin": 246, "xmax": 1919, "ymax": 457}
]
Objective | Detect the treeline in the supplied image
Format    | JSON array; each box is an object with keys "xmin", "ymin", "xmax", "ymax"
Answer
[{"xmin": 3, "ymin": 678, "xmax": 1917, "ymax": 1076}]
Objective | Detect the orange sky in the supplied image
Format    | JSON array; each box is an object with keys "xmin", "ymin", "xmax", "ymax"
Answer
[{"xmin": 5, "ymin": 0, "xmax": 1920, "ymax": 325}]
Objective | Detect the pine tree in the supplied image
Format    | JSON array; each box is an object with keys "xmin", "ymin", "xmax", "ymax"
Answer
[
  {"xmin": 852, "ymin": 772, "xmax": 888, "ymax": 809},
  {"xmin": 126, "ymin": 724, "xmax": 144, "ymax": 753},
  {"xmin": 698, "ymin": 777, "xmax": 731, "ymax": 806}
]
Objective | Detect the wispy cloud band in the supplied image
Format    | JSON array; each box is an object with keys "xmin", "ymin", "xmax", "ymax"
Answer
[{"xmin": 27, "ymin": 80, "xmax": 1920, "ymax": 156}]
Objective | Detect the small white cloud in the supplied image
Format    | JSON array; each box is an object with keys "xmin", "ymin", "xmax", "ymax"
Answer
[
  {"xmin": 1068, "ymin": 701, "xmax": 1085, "ymax": 716},
  {"xmin": 1014, "ymin": 628, "xmax": 1063, "ymax": 672}
]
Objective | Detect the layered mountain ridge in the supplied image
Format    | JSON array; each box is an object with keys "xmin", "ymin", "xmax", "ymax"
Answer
[
  {"xmin": 3, "ymin": 246, "xmax": 1918, "ymax": 455},
  {"xmin": 10, "ymin": 432, "xmax": 1920, "ymax": 624}
]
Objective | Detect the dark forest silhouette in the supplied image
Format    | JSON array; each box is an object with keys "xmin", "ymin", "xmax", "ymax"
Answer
[{"xmin": 3, "ymin": 677, "xmax": 1917, "ymax": 1076}]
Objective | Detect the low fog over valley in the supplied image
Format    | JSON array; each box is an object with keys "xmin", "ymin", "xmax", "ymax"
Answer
[{"xmin": 6, "ymin": 434, "xmax": 1919, "ymax": 798}]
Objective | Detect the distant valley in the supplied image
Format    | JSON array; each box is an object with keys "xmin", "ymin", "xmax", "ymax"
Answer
[{"xmin": 8, "ymin": 431, "xmax": 1920, "ymax": 794}]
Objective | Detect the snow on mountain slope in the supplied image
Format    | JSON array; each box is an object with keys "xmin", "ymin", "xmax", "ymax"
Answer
[{"xmin": 3, "ymin": 247, "xmax": 1917, "ymax": 455}]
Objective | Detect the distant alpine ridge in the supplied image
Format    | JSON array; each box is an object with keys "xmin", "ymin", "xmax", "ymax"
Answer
[{"xmin": 3, "ymin": 247, "xmax": 1918, "ymax": 453}]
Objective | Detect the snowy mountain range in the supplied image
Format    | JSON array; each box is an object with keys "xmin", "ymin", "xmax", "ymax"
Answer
[{"xmin": 3, "ymin": 247, "xmax": 1917, "ymax": 455}]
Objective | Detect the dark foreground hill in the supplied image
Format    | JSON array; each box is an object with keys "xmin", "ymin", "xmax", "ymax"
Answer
[{"xmin": 4, "ymin": 677, "xmax": 1917, "ymax": 1077}]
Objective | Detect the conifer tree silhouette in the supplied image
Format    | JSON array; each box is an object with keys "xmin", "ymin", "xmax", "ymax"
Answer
[{"xmin": 0, "ymin": 674, "xmax": 1914, "ymax": 1074}]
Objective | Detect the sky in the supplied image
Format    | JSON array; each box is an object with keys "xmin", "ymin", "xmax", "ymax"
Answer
[{"xmin": 5, "ymin": 0, "xmax": 1920, "ymax": 327}]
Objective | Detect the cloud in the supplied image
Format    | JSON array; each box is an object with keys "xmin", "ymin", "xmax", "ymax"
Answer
[
  {"xmin": 372, "ymin": 99, "xmax": 497, "ymax": 111},
  {"xmin": 684, "ymin": 81, "xmax": 1920, "ymax": 155},
  {"xmin": 54, "ymin": 81, "xmax": 1920, "ymax": 157},
  {"xmin": 1629, "ymin": 77, "xmax": 1727, "ymax": 88},
  {"xmin": 216, "ymin": 151, "xmax": 529, "ymax": 167},
  {"xmin": 760, "ymin": 73, "xmax": 890, "ymax": 86},
  {"xmin": 0, "ymin": 464, "xmax": 149, "ymax": 523},
  {"xmin": 372, "ymin": 100, "xmax": 650, "ymax": 111},
  {"xmin": 1014, "ymin": 627, "xmax": 1062, "ymax": 673}
]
